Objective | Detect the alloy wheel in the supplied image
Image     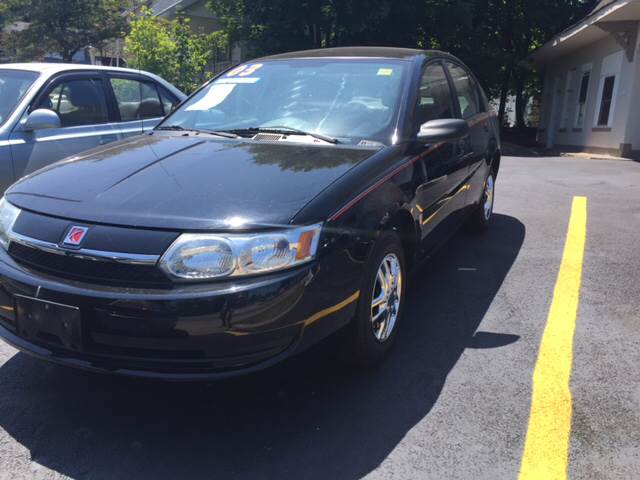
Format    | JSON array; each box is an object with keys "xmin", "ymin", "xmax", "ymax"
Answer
[
  {"xmin": 484, "ymin": 174, "xmax": 495, "ymax": 220},
  {"xmin": 370, "ymin": 253, "xmax": 402, "ymax": 342}
]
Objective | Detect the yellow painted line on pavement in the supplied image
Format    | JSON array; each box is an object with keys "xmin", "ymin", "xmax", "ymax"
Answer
[{"xmin": 519, "ymin": 196, "xmax": 587, "ymax": 480}]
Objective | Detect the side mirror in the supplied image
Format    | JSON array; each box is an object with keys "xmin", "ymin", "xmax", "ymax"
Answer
[
  {"xmin": 417, "ymin": 118, "xmax": 469, "ymax": 142},
  {"xmin": 22, "ymin": 109, "xmax": 61, "ymax": 132}
]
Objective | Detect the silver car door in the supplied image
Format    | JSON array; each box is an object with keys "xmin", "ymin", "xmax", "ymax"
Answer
[
  {"xmin": 9, "ymin": 74, "xmax": 121, "ymax": 179},
  {"xmin": 0, "ymin": 68, "xmax": 41, "ymax": 191}
]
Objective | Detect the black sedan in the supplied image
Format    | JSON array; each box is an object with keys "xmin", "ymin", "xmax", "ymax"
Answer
[{"xmin": 0, "ymin": 47, "xmax": 500, "ymax": 379}]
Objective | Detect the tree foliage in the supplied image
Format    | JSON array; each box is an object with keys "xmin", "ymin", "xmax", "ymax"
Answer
[
  {"xmin": 4, "ymin": 0, "xmax": 133, "ymax": 62},
  {"xmin": 124, "ymin": 7, "xmax": 228, "ymax": 94},
  {"xmin": 207, "ymin": 0, "xmax": 597, "ymax": 128}
]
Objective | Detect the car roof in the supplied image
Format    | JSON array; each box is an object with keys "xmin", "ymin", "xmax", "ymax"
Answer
[
  {"xmin": 0, "ymin": 62, "xmax": 186, "ymax": 99},
  {"xmin": 0, "ymin": 62, "xmax": 158, "ymax": 77},
  {"xmin": 256, "ymin": 46, "xmax": 452, "ymax": 62}
]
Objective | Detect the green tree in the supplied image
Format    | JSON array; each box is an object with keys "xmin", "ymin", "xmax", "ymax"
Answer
[
  {"xmin": 0, "ymin": 3, "xmax": 8, "ymax": 54},
  {"xmin": 124, "ymin": 7, "xmax": 177, "ymax": 81},
  {"xmin": 5, "ymin": 0, "xmax": 133, "ymax": 62},
  {"xmin": 487, "ymin": 0, "xmax": 595, "ymax": 127},
  {"xmin": 208, "ymin": 0, "xmax": 597, "ymax": 128},
  {"xmin": 207, "ymin": 0, "xmax": 419, "ymax": 56},
  {"xmin": 173, "ymin": 13, "xmax": 228, "ymax": 93},
  {"xmin": 125, "ymin": 8, "xmax": 228, "ymax": 93},
  {"xmin": 0, "ymin": 4, "xmax": 7, "ymax": 29}
]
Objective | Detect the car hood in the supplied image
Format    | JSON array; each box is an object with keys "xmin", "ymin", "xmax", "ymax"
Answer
[{"xmin": 6, "ymin": 133, "xmax": 376, "ymax": 230}]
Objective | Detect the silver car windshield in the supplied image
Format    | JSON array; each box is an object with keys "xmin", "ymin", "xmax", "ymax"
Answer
[
  {"xmin": 0, "ymin": 69, "xmax": 39, "ymax": 127},
  {"xmin": 161, "ymin": 59, "xmax": 408, "ymax": 145}
]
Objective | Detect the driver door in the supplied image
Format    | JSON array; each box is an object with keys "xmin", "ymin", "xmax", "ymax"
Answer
[{"xmin": 9, "ymin": 74, "xmax": 121, "ymax": 180}]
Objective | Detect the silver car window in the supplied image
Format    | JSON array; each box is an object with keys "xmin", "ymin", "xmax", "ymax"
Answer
[{"xmin": 36, "ymin": 78, "xmax": 109, "ymax": 127}]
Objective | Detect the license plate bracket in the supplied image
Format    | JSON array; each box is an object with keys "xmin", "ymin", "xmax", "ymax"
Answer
[{"xmin": 15, "ymin": 295, "xmax": 82, "ymax": 351}]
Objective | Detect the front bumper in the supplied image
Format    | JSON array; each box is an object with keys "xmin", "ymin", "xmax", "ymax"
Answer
[{"xmin": 0, "ymin": 249, "xmax": 359, "ymax": 380}]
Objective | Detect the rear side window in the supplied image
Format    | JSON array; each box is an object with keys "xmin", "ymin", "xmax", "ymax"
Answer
[
  {"xmin": 446, "ymin": 62, "xmax": 481, "ymax": 119},
  {"xmin": 417, "ymin": 63, "xmax": 454, "ymax": 125},
  {"xmin": 37, "ymin": 78, "xmax": 109, "ymax": 127},
  {"xmin": 110, "ymin": 78, "xmax": 165, "ymax": 121}
]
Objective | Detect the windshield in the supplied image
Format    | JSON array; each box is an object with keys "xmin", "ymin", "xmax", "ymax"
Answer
[
  {"xmin": 161, "ymin": 59, "xmax": 408, "ymax": 145},
  {"xmin": 0, "ymin": 69, "xmax": 39, "ymax": 127}
]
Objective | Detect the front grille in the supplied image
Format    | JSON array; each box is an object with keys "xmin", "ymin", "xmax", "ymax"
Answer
[{"xmin": 8, "ymin": 243, "xmax": 173, "ymax": 289}]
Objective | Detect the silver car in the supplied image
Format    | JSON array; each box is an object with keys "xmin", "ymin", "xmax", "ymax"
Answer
[{"xmin": 0, "ymin": 63, "xmax": 185, "ymax": 193}]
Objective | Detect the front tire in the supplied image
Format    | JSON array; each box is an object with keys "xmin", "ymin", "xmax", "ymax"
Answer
[{"xmin": 350, "ymin": 231, "xmax": 406, "ymax": 367}]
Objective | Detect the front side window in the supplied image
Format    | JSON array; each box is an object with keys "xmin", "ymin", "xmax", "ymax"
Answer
[
  {"xmin": 416, "ymin": 63, "xmax": 454, "ymax": 126},
  {"xmin": 0, "ymin": 69, "xmax": 39, "ymax": 127},
  {"xmin": 111, "ymin": 78, "xmax": 165, "ymax": 121},
  {"xmin": 37, "ymin": 78, "xmax": 109, "ymax": 127},
  {"xmin": 576, "ymin": 70, "xmax": 591, "ymax": 128},
  {"xmin": 597, "ymin": 75, "xmax": 615, "ymax": 127},
  {"xmin": 160, "ymin": 59, "xmax": 409, "ymax": 144},
  {"xmin": 446, "ymin": 62, "xmax": 480, "ymax": 119}
]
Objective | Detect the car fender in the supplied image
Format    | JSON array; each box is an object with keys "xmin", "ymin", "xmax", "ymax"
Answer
[{"xmin": 294, "ymin": 144, "xmax": 423, "ymax": 291}]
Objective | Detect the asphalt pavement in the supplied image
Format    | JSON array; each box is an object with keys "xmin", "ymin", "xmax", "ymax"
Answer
[{"xmin": 0, "ymin": 155, "xmax": 638, "ymax": 480}]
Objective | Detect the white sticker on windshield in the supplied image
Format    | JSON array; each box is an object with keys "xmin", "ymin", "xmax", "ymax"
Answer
[
  {"xmin": 216, "ymin": 77, "xmax": 261, "ymax": 84},
  {"xmin": 185, "ymin": 84, "xmax": 236, "ymax": 111}
]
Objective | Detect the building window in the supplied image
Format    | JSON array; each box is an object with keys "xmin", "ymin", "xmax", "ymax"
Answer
[
  {"xmin": 576, "ymin": 71, "xmax": 590, "ymax": 127},
  {"xmin": 597, "ymin": 75, "xmax": 615, "ymax": 126}
]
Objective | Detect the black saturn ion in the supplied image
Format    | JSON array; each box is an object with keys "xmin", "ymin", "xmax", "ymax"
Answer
[{"xmin": 0, "ymin": 47, "xmax": 500, "ymax": 379}]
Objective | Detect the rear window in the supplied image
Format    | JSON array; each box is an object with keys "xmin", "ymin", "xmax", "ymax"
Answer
[{"xmin": 111, "ymin": 78, "xmax": 165, "ymax": 121}]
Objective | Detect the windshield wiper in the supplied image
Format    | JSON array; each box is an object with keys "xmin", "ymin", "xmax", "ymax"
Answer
[
  {"xmin": 227, "ymin": 126, "xmax": 339, "ymax": 144},
  {"xmin": 156, "ymin": 125, "xmax": 239, "ymax": 139}
]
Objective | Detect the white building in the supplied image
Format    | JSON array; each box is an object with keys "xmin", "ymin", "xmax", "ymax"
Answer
[{"xmin": 530, "ymin": 0, "xmax": 640, "ymax": 159}]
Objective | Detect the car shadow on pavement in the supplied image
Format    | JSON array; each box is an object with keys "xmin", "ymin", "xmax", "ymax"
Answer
[{"xmin": 0, "ymin": 214, "xmax": 525, "ymax": 480}]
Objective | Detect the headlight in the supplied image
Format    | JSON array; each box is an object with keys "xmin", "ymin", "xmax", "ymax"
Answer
[
  {"xmin": 159, "ymin": 223, "xmax": 322, "ymax": 280},
  {"xmin": 0, "ymin": 197, "xmax": 20, "ymax": 250}
]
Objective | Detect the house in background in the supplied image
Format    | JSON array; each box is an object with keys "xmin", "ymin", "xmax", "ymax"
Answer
[
  {"xmin": 530, "ymin": 0, "xmax": 640, "ymax": 159},
  {"xmin": 97, "ymin": 1, "xmax": 242, "ymax": 71},
  {"xmin": 2, "ymin": 0, "xmax": 242, "ymax": 74},
  {"xmin": 150, "ymin": 0, "xmax": 243, "ymax": 73}
]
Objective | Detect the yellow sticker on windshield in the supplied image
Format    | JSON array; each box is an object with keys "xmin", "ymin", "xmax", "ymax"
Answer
[
  {"xmin": 239, "ymin": 63, "xmax": 263, "ymax": 77},
  {"xmin": 227, "ymin": 63, "xmax": 264, "ymax": 78},
  {"xmin": 377, "ymin": 68, "xmax": 393, "ymax": 76},
  {"xmin": 226, "ymin": 65, "xmax": 248, "ymax": 77}
]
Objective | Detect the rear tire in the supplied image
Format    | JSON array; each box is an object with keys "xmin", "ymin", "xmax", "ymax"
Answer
[
  {"xmin": 468, "ymin": 171, "xmax": 495, "ymax": 232},
  {"xmin": 349, "ymin": 230, "xmax": 406, "ymax": 367}
]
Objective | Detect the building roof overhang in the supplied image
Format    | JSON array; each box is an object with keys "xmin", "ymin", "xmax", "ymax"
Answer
[
  {"xmin": 529, "ymin": 0, "xmax": 640, "ymax": 68},
  {"xmin": 152, "ymin": 0, "xmax": 199, "ymax": 17}
]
